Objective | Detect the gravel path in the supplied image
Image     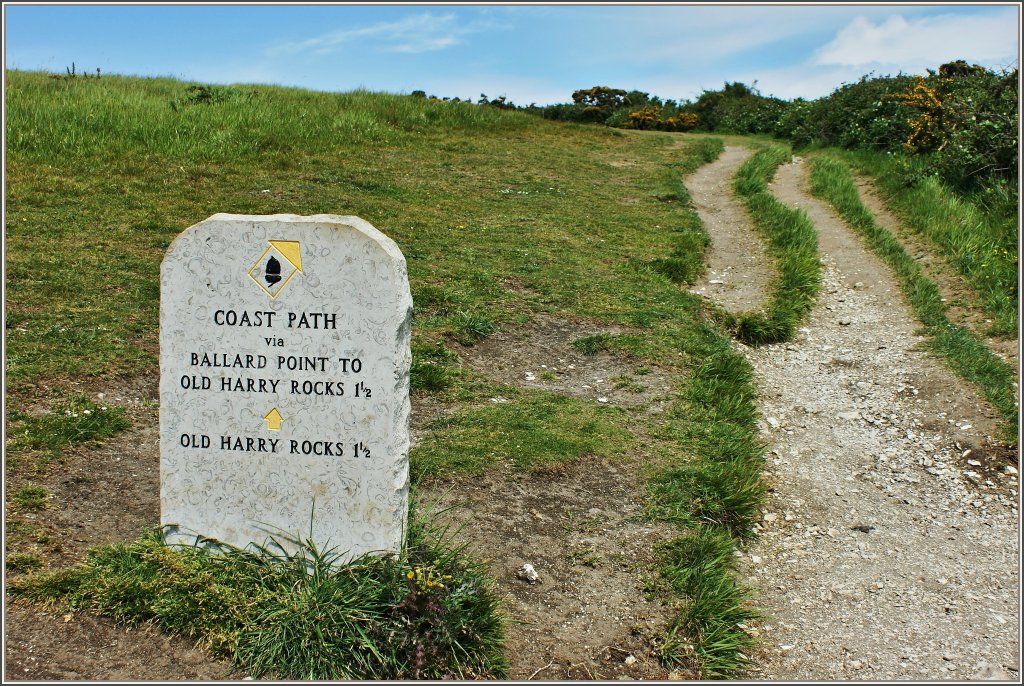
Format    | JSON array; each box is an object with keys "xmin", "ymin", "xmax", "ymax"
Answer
[
  {"xmin": 721, "ymin": 157, "xmax": 1019, "ymax": 680},
  {"xmin": 685, "ymin": 145, "xmax": 771, "ymax": 313}
]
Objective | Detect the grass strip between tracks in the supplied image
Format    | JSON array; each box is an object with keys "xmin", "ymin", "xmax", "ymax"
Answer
[
  {"xmin": 730, "ymin": 145, "xmax": 822, "ymax": 346},
  {"xmin": 648, "ymin": 322, "xmax": 765, "ymax": 677}
]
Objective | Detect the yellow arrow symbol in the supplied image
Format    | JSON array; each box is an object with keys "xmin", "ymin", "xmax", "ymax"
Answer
[
  {"xmin": 263, "ymin": 408, "xmax": 283, "ymax": 431},
  {"xmin": 269, "ymin": 240, "xmax": 302, "ymax": 272}
]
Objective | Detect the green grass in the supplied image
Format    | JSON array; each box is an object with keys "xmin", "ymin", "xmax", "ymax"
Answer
[
  {"xmin": 4, "ymin": 73, "xmax": 712, "ymax": 393},
  {"xmin": 410, "ymin": 340, "xmax": 460, "ymax": 393},
  {"xmin": 12, "ymin": 484, "xmax": 49, "ymax": 511},
  {"xmin": 6, "ymin": 395, "xmax": 129, "ymax": 452},
  {"xmin": 6, "ymin": 553, "xmax": 43, "ymax": 573},
  {"xmin": 411, "ymin": 390, "xmax": 631, "ymax": 479},
  {"xmin": 808, "ymin": 156, "xmax": 1018, "ymax": 444},
  {"xmin": 731, "ymin": 145, "xmax": 821, "ymax": 345},
  {"xmin": 447, "ymin": 310, "xmax": 498, "ymax": 346},
  {"xmin": 643, "ymin": 321, "xmax": 764, "ymax": 678},
  {"xmin": 649, "ymin": 137, "xmax": 725, "ymax": 285},
  {"xmin": 8, "ymin": 504, "xmax": 507, "ymax": 680},
  {"xmin": 5, "ymin": 395, "xmax": 130, "ymax": 473},
  {"xmin": 5, "ymin": 71, "xmax": 765, "ymax": 678},
  {"xmin": 833, "ymin": 150, "xmax": 1018, "ymax": 336},
  {"xmin": 656, "ymin": 528, "xmax": 759, "ymax": 677},
  {"xmin": 572, "ymin": 333, "xmax": 619, "ymax": 355}
]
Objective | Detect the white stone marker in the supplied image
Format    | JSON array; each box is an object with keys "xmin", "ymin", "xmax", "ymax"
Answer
[{"xmin": 160, "ymin": 214, "xmax": 412, "ymax": 560}]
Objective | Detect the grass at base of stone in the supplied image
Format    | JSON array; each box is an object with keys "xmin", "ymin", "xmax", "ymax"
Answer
[
  {"xmin": 7, "ymin": 501, "xmax": 507, "ymax": 680},
  {"xmin": 731, "ymin": 145, "xmax": 821, "ymax": 346},
  {"xmin": 832, "ymin": 150, "xmax": 1017, "ymax": 337},
  {"xmin": 647, "ymin": 323, "xmax": 765, "ymax": 678},
  {"xmin": 808, "ymin": 156, "xmax": 1018, "ymax": 445}
]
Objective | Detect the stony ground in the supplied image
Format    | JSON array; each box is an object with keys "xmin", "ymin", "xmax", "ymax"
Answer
[{"xmin": 687, "ymin": 151, "xmax": 1019, "ymax": 681}]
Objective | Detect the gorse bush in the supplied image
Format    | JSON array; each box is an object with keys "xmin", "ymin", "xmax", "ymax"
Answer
[
  {"xmin": 887, "ymin": 62, "xmax": 1018, "ymax": 189},
  {"xmin": 524, "ymin": 62, "xmax": 1016, "ymax": 194},
  {"xmin": 785, "ymin": 74, "xmax": 917, "ymax": 151},
  {"xmin": 676, "ymin": 64, "xmax": 1017, "ymax": 192}
]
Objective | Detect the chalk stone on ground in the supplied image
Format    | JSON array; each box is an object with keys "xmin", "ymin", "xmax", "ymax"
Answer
[{"xmin": 159, "ymin": 214, "xmax": 412, "ymax": 560}]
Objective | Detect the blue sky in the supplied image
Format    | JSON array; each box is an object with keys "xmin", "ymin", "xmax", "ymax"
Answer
[{"xmin": 4, "ymin": 3, "xmax": 1019, "ymax": 104}]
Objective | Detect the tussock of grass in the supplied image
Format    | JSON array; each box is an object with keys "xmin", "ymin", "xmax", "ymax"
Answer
[
  {"xmin": 12, "ymin": 484, "xmax": 49, "ymax": 511},
  {"xmin": 647, "ymin": 323, "xmax": 764, "ymax": 677},
  {"xmin": 8, "ymin": 505, "xmax": 507, "ymax": 680},
  {"xmin": 572, "ymin": 333, "xmax": 618, "ymax": 355},
  {"xmin": 447, "ymin": 310, "xmax": 498, "ymax": 346},
  {"xmin": 808, "ymin": 156, "xmax": 1018, "ymax": 443},
  {"xmin": 732, "ymin": 145, "xmax": 821, "ymax": 345},
  {"xmin": 410, "ymin": 340, "xmax": 459, "ymax": 393}
]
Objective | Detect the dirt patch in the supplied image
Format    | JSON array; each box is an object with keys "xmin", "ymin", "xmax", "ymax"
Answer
[
  {"xmin": 459, "ymin": 314, "xmax": 675, "ymax": 412},
  {"xmin": 683, "ymin": 145, "xmax": 772, "ymax": 313},
  {"xmin": 5, "ymin": 378, "xmax": 161, "ymax": 568},
  {"xmin": 735, "ymin": 158, "xmax": 1019, "ymax": 681},
  {"xmin": 417, "ymin": 315, "xmax": 689, "ymax": 679},
  {"xmin": 417, "ymin": 456, "xmax": 681, "ymax": 680},
  {"xmin": 852, "ymin": 173, "xmax": 1019, "ymax": 369},
  {"xmin": 4, "ymin": 604, "xmax": 236, "ymax": 681}
]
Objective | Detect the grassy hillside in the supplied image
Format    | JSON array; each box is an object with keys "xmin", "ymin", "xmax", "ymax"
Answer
[
  {"xmin": 6, "ymin": 72, "xmax": 708, "ymax": 390},
  {"xmin": 5, "ymin": 71, "xmax": 764, "ymax": 678}
]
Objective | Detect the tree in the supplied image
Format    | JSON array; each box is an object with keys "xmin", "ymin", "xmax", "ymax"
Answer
[{"xmin": 571, "ymin": 86, "xmax": 627, "ymax": 122}]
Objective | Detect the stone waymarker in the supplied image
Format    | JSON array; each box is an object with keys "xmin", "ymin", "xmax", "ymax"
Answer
[{"xmin": 160, "ymin": 214, "xmax": 412, "ymax": 560}]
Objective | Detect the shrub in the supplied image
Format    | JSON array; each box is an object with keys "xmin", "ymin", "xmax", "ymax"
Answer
[
  {"xmin": 625, "ymin": 105, "xmax": 663, "ymax": 130},
  {"xmin": 790, "ymin": 74, "xmax": 917, "ymax": 150},
  {"xmin": 571, "ymin": 86, "xmax": 627, "ymax": 123},
  {"xmin": 888, "ymin": 62, "xmax": 1018, "ymax": 189}
]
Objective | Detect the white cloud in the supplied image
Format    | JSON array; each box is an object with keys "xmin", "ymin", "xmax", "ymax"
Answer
[
  {"xmin": 815, "ymin": 11, "xmax": 1019, "ymax": 68},
  {"xmin": 270, "ymin": 11, "xmax": 494, "ymax": 57},
  {"xmin": 579, "ymin": 5, "xmax": 927, "ymax": 66}
]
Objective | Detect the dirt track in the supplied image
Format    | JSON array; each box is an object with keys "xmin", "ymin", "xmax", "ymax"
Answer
[
  {"xmin": 686, "ymin": 150, "xmax": 1019, "ymax": 680},
  {"xmin": 686, "ymin": 145, "xmax": 771, "ymax": 313}
]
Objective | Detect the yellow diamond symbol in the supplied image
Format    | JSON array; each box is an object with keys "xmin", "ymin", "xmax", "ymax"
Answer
[{"xmin": 248, "ymin": 240, "xmax": 302, "ymax": 299}]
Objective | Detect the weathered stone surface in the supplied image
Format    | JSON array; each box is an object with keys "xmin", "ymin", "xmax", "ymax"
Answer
[{"xmin": 160, "ymin": 214, "xmax": 411, "ymax": 560}]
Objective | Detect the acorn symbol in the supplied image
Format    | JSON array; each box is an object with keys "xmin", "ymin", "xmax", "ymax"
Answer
[{"xmin": 265, "ymin": 256, "xmax": 282, "ymax": 285}]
